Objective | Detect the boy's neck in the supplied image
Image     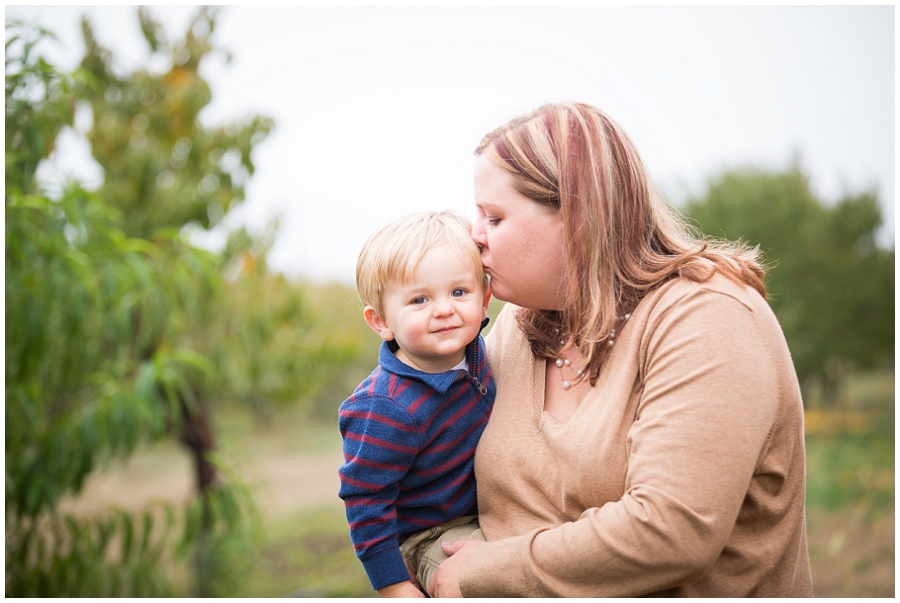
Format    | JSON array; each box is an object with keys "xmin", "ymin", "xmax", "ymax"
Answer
[{"xmin": 394, "ymin": 347, "xmax": 467, "ymax": 374}]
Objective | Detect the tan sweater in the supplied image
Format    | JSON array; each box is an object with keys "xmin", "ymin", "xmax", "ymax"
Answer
[{"xmin": 461, "ymin": 275, "xmax": 813, "ymax": 597}]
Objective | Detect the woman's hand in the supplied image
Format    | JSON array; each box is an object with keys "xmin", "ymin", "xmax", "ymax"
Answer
[{"xmin": 429, "ymin": 539, "xmax": 484, "ymax": 597}]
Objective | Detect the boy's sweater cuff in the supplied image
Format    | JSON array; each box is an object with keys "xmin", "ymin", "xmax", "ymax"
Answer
[{"xmin": 363, "ymin": 545, "xmax": 411, "ymax": 591}]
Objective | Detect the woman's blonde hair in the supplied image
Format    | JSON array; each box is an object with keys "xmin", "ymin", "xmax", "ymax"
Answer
[
  {"xmin": 476, "ymin": 102, "xmax": 766, "ymax": 383},
  {"xmin": 356, "ymin": 210, "xmax": 487, "ymax": 317}
]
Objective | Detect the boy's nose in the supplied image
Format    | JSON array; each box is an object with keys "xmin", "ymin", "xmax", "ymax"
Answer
[{"xmin": 433, "ymin": 298, "xmax": 455, "ymax": 317}]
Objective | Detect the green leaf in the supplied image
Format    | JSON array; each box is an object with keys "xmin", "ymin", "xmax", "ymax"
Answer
[
  {"xmin": 170, "ymin": 347, "xmax": 216, "ymax": 375},
  {"xmin": 140, "ymin": 510, "xmax": 153, "ymax": 556},
  {"xmin": 181, "ymin": 497, "xmax": 201, "ymax": 552},
  {"xmin": 121, "ymin": 510, "xmax": 134, "ymax": 561}
]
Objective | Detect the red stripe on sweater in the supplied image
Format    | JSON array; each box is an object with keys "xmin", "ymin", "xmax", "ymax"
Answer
[{"xmin": 343, "ymin": 431, "xmax": 418, "ymax": 455}]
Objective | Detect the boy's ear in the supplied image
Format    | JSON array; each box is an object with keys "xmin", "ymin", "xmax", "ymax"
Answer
[
  {"xmin": 364, "ymin": 306, "xmax": 394, "ymax": 341},
  {"xmin": 482, "ymin": 287, "xmax": 492, "ymax": 318}
]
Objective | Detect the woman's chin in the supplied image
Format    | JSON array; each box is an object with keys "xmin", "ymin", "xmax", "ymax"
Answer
[{"xmin": 488, "ymin": 283, "xmax": 512, "ymax": 304}]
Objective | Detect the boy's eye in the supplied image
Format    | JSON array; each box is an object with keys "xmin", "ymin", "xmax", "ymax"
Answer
[
  {"xmin": 451, "ymin": 288, "xmax": 466, "ymax": 298},
  {"xmin": 411, "ymin": 297, "xmax": 426, "ymax": 305}
]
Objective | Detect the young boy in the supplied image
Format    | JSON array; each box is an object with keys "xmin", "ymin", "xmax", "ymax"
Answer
[{"xmin": 338, "ymin": 210, "xmax": 495, "ymax": 597}]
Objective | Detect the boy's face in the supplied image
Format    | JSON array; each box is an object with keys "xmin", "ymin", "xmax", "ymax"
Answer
[{"xmin": 365, "ymin": 244, "xmax": 489, "ymax": 373}]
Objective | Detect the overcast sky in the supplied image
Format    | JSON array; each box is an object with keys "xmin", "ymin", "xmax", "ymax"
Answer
[{"xmin": 7, "ymin": 5, "xmax": 895, "ymax": 283}]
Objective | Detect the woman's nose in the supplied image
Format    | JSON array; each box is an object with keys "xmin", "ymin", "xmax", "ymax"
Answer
[{"xmin": 471, "ymin": 219, "xmax": 486, "ymax": 251}]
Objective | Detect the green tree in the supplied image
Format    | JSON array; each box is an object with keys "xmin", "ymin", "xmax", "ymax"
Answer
[
  {"xmin": 78, "ymin": 7, "xmax": 272, "ymax": 239},
  {"xmin": 6, "ymin": 8, "xmax": 360, "ymax": 596},
  {"xmin": 74, "ymin": 9, "xmax": 276, "ymax": 595},
  {"xmin": 6, "ymin": 21, "xmax": 248, "ymax": 596},
  {"xmin": 70, "ymin": 16, "xmax": 277, "ymax": 585},
  {"xmin": 683, "ymin": 165, "xmax": 894, "ymax": 401}
]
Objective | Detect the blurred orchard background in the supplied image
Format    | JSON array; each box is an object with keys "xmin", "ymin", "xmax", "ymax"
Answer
[{"xmin": 5, "ymin": 5, "xmax": 894, "ymax": 597}]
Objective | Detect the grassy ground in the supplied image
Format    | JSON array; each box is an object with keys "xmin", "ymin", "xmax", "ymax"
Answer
[
  {"xmin": 232, "ymin": 505, "xmax": 372, "ymax": 597},
  {"xmin": 801, "ymin": 371, "xmax": 895, "ymax": 597}
]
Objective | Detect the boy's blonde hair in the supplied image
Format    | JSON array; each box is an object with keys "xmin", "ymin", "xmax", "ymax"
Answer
[{"xmin": 356, "ymin": 210, "xmax": 487, "ymax": 317}]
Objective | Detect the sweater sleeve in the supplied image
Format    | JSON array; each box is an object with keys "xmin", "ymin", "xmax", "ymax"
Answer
[
  {"xmin": 338, "ymin": 394, "xmax": 422, "ymax": 590},
  {"xmin": 461, "ymin": 286, "xmax": 784, "ymax": 597}
]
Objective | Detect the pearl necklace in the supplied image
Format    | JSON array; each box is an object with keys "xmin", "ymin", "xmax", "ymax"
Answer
[
  {"xmin": 554, "ymin": 355, "xmax": 584, "ymax": 390},
  {"xmin": 554, "ymin": 313, "xmax": 631, "ymax": 390}
]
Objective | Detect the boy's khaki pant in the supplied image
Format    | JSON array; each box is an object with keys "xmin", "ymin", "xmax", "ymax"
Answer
[{"xmin": 399, "ymin": 515, "xmax": 484, "ymax": 596}]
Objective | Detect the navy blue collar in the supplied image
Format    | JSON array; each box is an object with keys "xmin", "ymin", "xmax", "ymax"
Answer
[{"xmin": 378, "ymin": 317, "xmax": 489, "ymax": 395}]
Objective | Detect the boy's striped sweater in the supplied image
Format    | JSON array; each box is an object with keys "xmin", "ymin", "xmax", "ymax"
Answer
[{"xmin": 338, "ymin": 331, "xmax": 495, "ymax": 590}]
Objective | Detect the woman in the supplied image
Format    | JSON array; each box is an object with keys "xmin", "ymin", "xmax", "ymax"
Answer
[{"xmin": 430, "ymin": 103, "xmax": 812, "ymax": 597}]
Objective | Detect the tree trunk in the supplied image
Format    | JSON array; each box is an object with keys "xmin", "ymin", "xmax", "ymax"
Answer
[{"xmin": 178, "ymin": 389, "xmax": 217, "ymax": 597}]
